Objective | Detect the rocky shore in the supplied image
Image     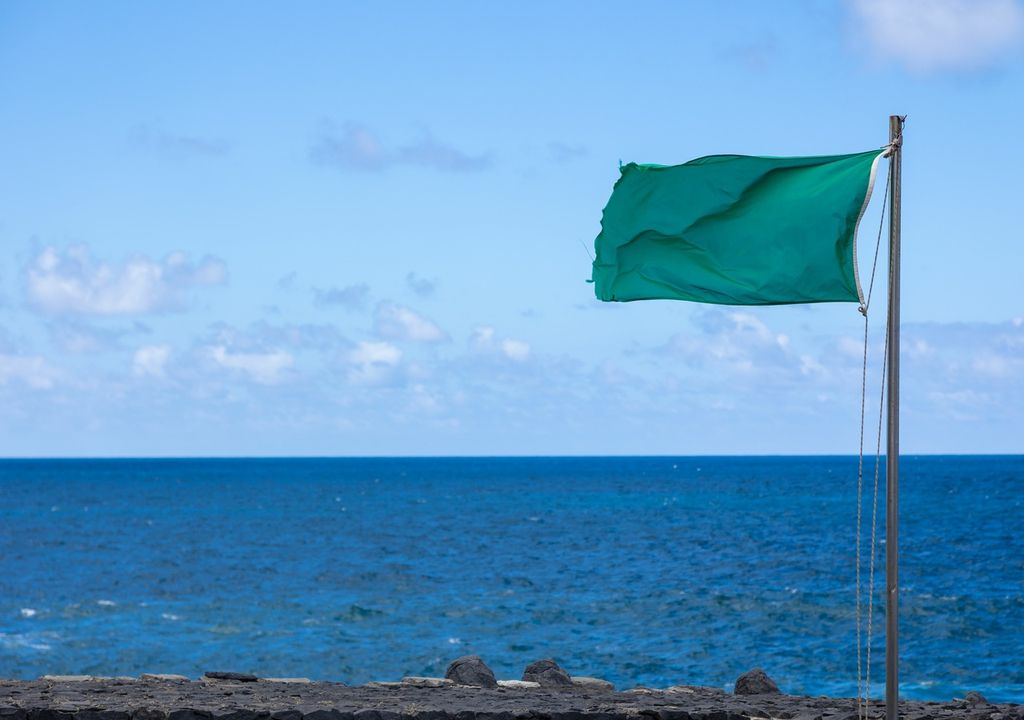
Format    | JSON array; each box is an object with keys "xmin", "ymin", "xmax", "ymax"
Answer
[{"xmin": 1, "ymin": 661, "xmax": 1019, "ymax": 720}]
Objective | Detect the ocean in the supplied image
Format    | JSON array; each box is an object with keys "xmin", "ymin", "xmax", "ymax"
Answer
[{"xmin": 0, "ymin": 456, "xmax": 1020, "ymax": 702}]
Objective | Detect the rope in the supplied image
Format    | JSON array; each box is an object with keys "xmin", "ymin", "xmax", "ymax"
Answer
[
  {"xmin": 865, "ymin": 299, "xmax": 889, "ymax": 718},
  {"xmin": 855, "ymin": 157, "xmax": 891, "ymax": 720}
]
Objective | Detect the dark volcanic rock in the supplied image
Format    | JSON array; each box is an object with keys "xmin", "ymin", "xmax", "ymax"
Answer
[
  {"xmin": 733, "ymin": 668, "xmax": 780, "ymax": 695},
  {"xmin": 966, "ymin": 692, "xmax": 991, "ymax": 706},
  {"xmin": 203, "ymin": 673, "xmax": 258, "ymax": 683},
  {"xmin": 3, "ymin": 676, "xmax": 1023, "ymax": 720},
  {"xmin": 444, "ymin": 655, "xmax": 497, "ymax": 688},
  {"xmin": 522, "ymin": 659, "xmax": 573, "ymax": 688},
  {"xmin": 131, "ymin": 710, "xmax": 166, "ymax": 720}
]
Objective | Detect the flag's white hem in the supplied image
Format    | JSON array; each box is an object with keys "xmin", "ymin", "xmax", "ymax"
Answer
[{"xmin": 852, "ymin": 151, "xmax": 886, "ymax": 307}]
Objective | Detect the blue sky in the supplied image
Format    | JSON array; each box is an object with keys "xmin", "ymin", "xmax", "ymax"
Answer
[{"xmin": 1, "ymin": 0, "xmax": 1022, "ymax": 456}]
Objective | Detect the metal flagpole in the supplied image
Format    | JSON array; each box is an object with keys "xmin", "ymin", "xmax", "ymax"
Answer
[{"xmin": 885, "ymin": 114, "xmax": 903, "ymax": 720}]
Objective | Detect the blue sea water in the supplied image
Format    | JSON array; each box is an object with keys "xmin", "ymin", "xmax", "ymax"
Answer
[{"xmin": 0, "ymin": 456, "xmax": 1021, "ymax": 702}]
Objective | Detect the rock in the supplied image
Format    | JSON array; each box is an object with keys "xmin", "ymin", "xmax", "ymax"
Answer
[
  {"xmin": 76, "ymin": 713, "xmax": 130, "ymax": 720},
  {"xmin": 497, "ymin": 680, "xmax": 541, "ymax": 689},
  {"xmin": 139, "ymin": 674, "xmax": 190, "ymax": 682},
  {"xmin": 734, "ymin": 668, "xmax": 781, "ymax": 695},
  {"xmin": 203, "ymin": 671, "xmax": 258, "ymax": 682},
  {"xmin": 522, "ymin": 659, "xmax": 573, "ymax": 688},
  {"xmin": 445, "ymin": 655, "xmax": 497, "ymax": 688},
  {"xmin": 131, "ymin": 710, "xmax": 167, "ymax": 720},
  {"xmin": 261, "ymin": 677, "xmax": 312, "ymax": 684},
  {"xmin": 401, "ymin": 677, "xmax": 454, "ymax": 688},
  {"xmin": 966, "ymin": 692, "xmax": 990, "ymax": 706},
  {"xmin": 571, "ymin": 676, "xmax": 614, "ymax": 692},
  {"xmin": 39, "ymin": 675, "xmax": 92, "ymax": 682}
]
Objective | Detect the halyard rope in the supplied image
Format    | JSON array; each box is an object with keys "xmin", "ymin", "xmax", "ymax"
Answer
[{"xmin": 856, "ymin": 158, "xmax": 890, "ymax": 720}]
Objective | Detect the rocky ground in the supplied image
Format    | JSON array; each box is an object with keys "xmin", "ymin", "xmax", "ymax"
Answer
[{"xmin": 1, "ymin": 672, "xmax": 1019, "ymax": 720}]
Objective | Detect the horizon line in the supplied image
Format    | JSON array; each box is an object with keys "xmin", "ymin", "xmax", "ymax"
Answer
[{"xmin": 0, "ymin": 452, "xmax": 1021, "ymax": 461}]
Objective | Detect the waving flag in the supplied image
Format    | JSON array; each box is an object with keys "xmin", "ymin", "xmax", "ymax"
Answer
[{"xmin": 592, "ymin": 149, "xmax": 884, "ymax": 306}]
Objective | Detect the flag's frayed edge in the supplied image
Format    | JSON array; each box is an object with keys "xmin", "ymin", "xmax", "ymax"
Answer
[{"xmin": 851, "ymin": 151, "xmax": 887, "ymax": 308}]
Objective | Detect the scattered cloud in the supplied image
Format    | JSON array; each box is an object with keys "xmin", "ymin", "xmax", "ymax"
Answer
[
  {"xmin": 405, "ymin": 272, "xmax": 437, "ymax": 297},
  {"xmin": 346, "ymin": 340, "xmax": 402, "ymax": 386},
  {"xmin": 374, "ymin": 301, "xmax": 448, "ymax": 342},
  {"xmin": 46, "ymin": 319, "xmax": 150, "ymax": 354},
  {"xmin": 470, "ymin": 325, "xmax": 531, "ymax": 362},
  {"xmin": 202, "ymin": 320, "xmax": 347, "ymax": 355},
  {"xmin": 209, "ymin": 345, "xmax": 294, "ymax": 385},
  {"xmin": 27, "ymin": 245, "xmax": 226, "ymax": 316},
  {"xmin": 133, "ymin": 345, "xmax": 171, "ymax": 378},
  {"xmin": 663, "ymin": 309, "xmax": 793, "ymax": 375},
  {"xmin": 547, "ymin": 141, "xmax": 588, "ymax": 164},
  {"xmin": 277, "ymin": 272, "xmax": 298, "ymax": 290},
  {"xmin": 314, "ymin": 283, "xmax": 371, "ymax": 310},
  {"xmin": 310, "ymin": 122, "xmax": 492, "ymax": 173},
  {"xmin": 848, "ymin": 0, "xmax": 1024, "ymax": 73},
  {"xmin": 131, "ymin": 125, "xmax": 230, "ymax": 157},
  {"xmin": 0, "ymin": 354, "xmax": 58, "ymax": 389}
]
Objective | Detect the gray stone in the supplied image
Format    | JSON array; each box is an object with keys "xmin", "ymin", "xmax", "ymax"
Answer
[
  {"xmin": 203, "ymin": 672, "xmax": 258, "ymax": 682},
  {"xmin": 131, "ymin": 710, "xmax": 167, "ymax": 720},
  {"xmin": 570, "ymin": 676, "xmax": 614, "ymax": 693},
  {"xmin": 522, "ymin": 659, "xmax": 572, "ymax": 688},
  {"xmin": 139, "ymin": 675, "xmax": 189, "ymax": 683},
  {"xmin": 445, "ymin": 655, "xmax": 497, "ymax": 688},
  {"xmin": 76, "ymin": 712, "xmax": 131, "ymax": 720},
  {"xmin": 28, "ymin": 711, "xmax": 74, "ymax": 720},
  {"xmin": 260, "ymin": 678, "xmax": 311, "ymax": 684},
  {"xmin": 400, "ymin": 677, "xmax": 454, "ymax": 688},
  {"xmin": 733, "ymin": 668, "xmax": 780, "ymax": 695},
  {"xmin": 966, "ymin": 692, "xmax": 991, "ymax": 706},
  {"xmin": 39, "ymin": 676, "xmax": 92, "ymax": 683},
  {"xmin": 303, "ymin": 711, "xmax": 344, "ymax": 720},
  {"xmin": 496, "ymin": 680, "xmax": 540, "ymax": 689}
]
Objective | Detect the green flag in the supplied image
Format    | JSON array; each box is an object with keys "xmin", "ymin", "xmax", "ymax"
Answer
[{"xmin": 592, "ymin": 149, "xmax": 885, "ymax": 306}]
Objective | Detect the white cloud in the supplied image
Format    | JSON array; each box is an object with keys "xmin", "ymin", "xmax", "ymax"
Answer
[
  {"xmin": 346, "ymin": 340, "xmax": 402, "ymax": 385},
  {"xmin": 501, "ymin": 339, "xmax": 531, "ymax": 362},
  {"xmin": 849, "ymin": 0, "xmax": 1024, "ymax": 72},
  {"xmin": 27, "ymin": 245, "xmax": 226, "ymax": 316},
  {"xmin": 133, "ymin": 345, "xmax": 171, "ymax": 378},
  {"xmin": 131, "ymin": 125, "xmax": 230, "ymax": 157},
  {"xmin": 209, "ymin": 346, "xmax": 293, "ymax": 384},
  {"xmin": 0, "ymin": 354, "xmax": 58, "ymax": 389},
  {"xmin": 310, "ymin": 122, "xmax": 491, "ymax": 172},
  {"xmin": 470, "ymin": 325, "xmax": 531, "ymax": 362},
  {"xmin": 313, "ymin": 283, "xmax": 370, "ymax": 310},
  {"xmin": 666, "ymin": 310, "xmax": 792, "ymax": 374},
  {"xmin": 374, "ymin": 302, "xmax": 448, "ymax": 342},
  {"xmin": 405, "ymin": 272, "xmax": 437, "ymax": 297}
]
